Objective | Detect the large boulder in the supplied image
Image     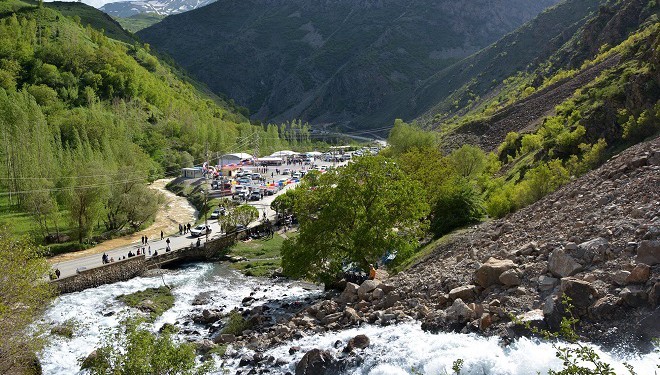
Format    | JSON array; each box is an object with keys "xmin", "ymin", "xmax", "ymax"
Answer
[
  {"xmin": 474, "ymin": 258, "xmax": 515, "ymax": 287},
  {"xmin": 548, "ymin": 249, "xmax": 582, "ymax": 278},
  {"xmin": 538, "ymin": 275, "xmax": 559, "ymax": 292},
  {"xmin": 343, "ymin": 334, "xmax": 370, "ymax": 353},
  {"xmin": 357, "ymin": 280, "xmax": 381, "ymax": 300},
  {"xmin": 445, "ymin": 298, "xmax": 475, "ymax": 323},
  {"xmin": 560, "ymin": 278, "xmax": 598, "ymax": 308},
  {"xmin": 295, "ymin": 349, "xmax": 337, "ymax": 375},
  {"xmin": 499, "ymin": 269, "xmax": 521, "ymax": 286},
  {"xmin": 636, "ymin": 241, "xmax": 660, "ymax": 265},
  {"xmin": 625, "ymin": 264, "xmax": 650, "ymax": 284},
  {"xmin": 576, "ymin": 237, "xmax": 609, "ymax": 263},
  {"xmin": 448, "ymin": 285, "xmax": 477, "ymax": 302},
  {"xmin": 339, "ymin": 282, "xmax": 359, "ymax": 303},
  {"xmin": 620, "ymin": 287, "xmax": 647, "ymax": 307}
]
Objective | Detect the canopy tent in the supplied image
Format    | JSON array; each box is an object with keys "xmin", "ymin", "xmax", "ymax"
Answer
[
  {"xmin": 270, "ymin": 150, "xmax": 299, "ymax": 157},
  {"xmin": 306, "ymin": 151, "xmax": 322, "ymax": 156}
]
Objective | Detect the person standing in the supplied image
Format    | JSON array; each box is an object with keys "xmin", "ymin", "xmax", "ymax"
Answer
[
  {"xmin": 179, "ymin": 223, "xmax": 183, "ymax": 235},
  {"xmin": 187, "ymin": 223, "xmax": 191, "ymax": 233},
  {"xmin": 161, "ymin": 230, "xmax": 164, "ymax": 240},
  {"xmin": 166, "ymin": 237, "xmax": 171, "ymax": 251}
]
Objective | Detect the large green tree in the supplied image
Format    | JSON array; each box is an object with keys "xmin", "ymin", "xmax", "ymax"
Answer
[{"xmin": 281, "ymin": 156, "xmax": 429, "ymax": 283}]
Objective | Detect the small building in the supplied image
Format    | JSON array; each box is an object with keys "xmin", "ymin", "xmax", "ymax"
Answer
[{"xmin": 181, "ymin": 167, "xmax": 203, "ymax": 179}]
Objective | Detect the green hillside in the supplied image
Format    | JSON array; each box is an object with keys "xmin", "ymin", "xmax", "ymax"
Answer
[
  {"xmin": 115, "ymin": 13, "xmax": 165, "ymax": 33},
  {"xmin": 137, "ymin": 0, "xmax": 559, "ymax": 131},
  {"xmin": 0, "ymin": 1, "xmax": 312, "ymax": 249}
]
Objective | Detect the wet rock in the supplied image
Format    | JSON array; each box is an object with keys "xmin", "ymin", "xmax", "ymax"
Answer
[
  {"xmin": 548, "ymin": 249, "xmax": 582, "ymax": 278},
  {"xmin": 560, "ymin": 278, "xmax": 598, "ymax": 308},
  {"xmin": 620, "ymin": 287, "xmax": 647, "ymax": 307},
  {"xmin": 343, "ymin": 334, "xmax": 370, "ymax": 353},
  {"xmin": 357, "ymin": 280, "xmax": 381, "ymax": 300},
  {"xmin": 588, "ymin": 295, "xmax": 620, "ymax": 320},
  {"xmin": 213, "ymin": 333, "xmax": 236, "ymax": 344},
  {"xmin": 448, "ymin": 285, "xmax": 477, "ymax": 302},
  {"xmin": 479, "ymin": 313, "xmax": 493, "ymax": 331},
  {"xmin": 636, "ymin": 240, "xmax": 660, "ymax": 265},
  {"xmin": 649, "ymin": 282, "xmax": 660, "ymax": 307},
  {"xmin": 192, "ymin": 292, "xmax": 212, "ymax": 306},
  {"xmin": 343, "ymin": 307, "xmax": 360, "ymax": 325},
  {"xmin": 242, "ymin": 296, "xmax": 256, "ymax": 307},
  {"xmin": 475, "ymin": 258, "xmax": 515, "ymax": 287},
  {"xmin": 295, "ymin": 349, "xmax": 337, "ymax": 375},
  {"xmin": 625, "ymin": 264, "xmax": 650, "ymax": 284},
  {"xmin": 195, "ymin": 339, "xmax": 217, "ymax": 355},
  {"xmin": 80, "ymin": 350, "xmax": 98, "ymax": 370},
  {"xmin": 289, "ymin": 346, "xmax": 301, "ymax": 355},
  {"xmin": 499, "ymin": 269, "xmax": 521, "ymax": 286}
]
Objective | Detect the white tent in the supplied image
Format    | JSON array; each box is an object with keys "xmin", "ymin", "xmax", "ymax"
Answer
[
  {"xmin": 306, "ymin": 151, "xmax": 322, "ymax": 156},
  {"xmin": 270, "ymin": 150, "xmax": 299, "ymax": 157}
]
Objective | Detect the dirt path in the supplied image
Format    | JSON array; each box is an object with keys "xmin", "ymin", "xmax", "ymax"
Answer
[{"xmin": 49, "ymin": 179, "xmax": 197, "ymax": 264}]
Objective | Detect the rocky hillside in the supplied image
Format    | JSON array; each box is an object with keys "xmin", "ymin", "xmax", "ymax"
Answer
[
  {"xmin": 137, "ymin": 0, "xmax": 559, "ymax": 130},
  {"xmin": 208, "ymin": 135, "xmax": 659, "ymax": 372}
]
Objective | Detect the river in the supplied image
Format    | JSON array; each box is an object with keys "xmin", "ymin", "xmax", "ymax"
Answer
[{"xmin": 38, "ymin": 262, "xmax": 659, "ymax": 374}]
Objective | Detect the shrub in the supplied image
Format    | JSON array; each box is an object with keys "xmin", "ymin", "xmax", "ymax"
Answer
[{"xmin": 431, "ymin": 178, "xmax": 483, "ymax": 236}]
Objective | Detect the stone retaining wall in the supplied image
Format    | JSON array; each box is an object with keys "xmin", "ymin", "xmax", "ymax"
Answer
[{"xmin": 52, "ymin": 223, "xmax": 270, "ymax": 294}]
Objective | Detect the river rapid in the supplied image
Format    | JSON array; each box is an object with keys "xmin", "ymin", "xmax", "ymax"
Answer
[{"xmin": 39, "ymin": 262, "xmax": 659, "ymax": 374}]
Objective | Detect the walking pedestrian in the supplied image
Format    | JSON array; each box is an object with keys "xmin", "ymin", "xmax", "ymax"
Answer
[
  {"xmin": 179, "ymin": 223, "xmax": 183, "ymax": 235},
  {"xmin": 141, "ymin": 236, "xmax": 144, "ymax": 245},
  {"xmin": 148, "ymin": 246, "xmax": 151, "ymax": 255},
  {"xmin": 187, "ymin": 223, "xmax": 191, "ymax": 233},
  {"xmin": 160, "ymin": 230, "xmax": 164, "ymax": 240}
]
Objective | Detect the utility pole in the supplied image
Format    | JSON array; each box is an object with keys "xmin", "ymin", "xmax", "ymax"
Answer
[{"xmin": 204, "ymin": 141, "xmax": 209, "ymax": 244}]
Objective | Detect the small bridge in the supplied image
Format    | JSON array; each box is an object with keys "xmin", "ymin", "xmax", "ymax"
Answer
[{"xmin": 52, "ymin": 224, "xmax": 268, "ymax": 294}]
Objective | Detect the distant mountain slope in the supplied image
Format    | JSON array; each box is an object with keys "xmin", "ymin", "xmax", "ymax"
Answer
[
  {"xmin": 114, "ymin": 12, "xmax": 165, "ymax": 32},
  {"xmin": 432, "ymin": 0, "xmax": 659, "ymax": 152},
  {"xmin": 46, "ymin": 1, "xmax": 136, "ymax": 43},
  {"xmin": 138, "ymin": 0, "xmax": 559, "ymax": 130},
  {"xmin": 101, "ymin": 0, "xmax": 214, "ymax": 17}
]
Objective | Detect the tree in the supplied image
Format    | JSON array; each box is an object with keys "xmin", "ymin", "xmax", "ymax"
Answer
[
  {"xmin": 64, "ymin": 160, "xmax": 108, "ymax": 243},
  {"xmin": 229, "ymin": 204, "xmax": 258, "ymax": 228},
  {"xmin": 385, "ymin": 119, "xmax": 436, "ymax": 156},
  {"xmin": 82, "ymin": 319, "xmax": 210, "ymax": 375},
  {"xmin": 448, "ymin": 144, "xmax": 487, "ymax": 179},
  {"xmin": 281, "ymin": 156, "xmax": 429, "ymax": 284},
  {"xmin": 0, "ymin": 228, "xmax": 54, "ymax": 374}
]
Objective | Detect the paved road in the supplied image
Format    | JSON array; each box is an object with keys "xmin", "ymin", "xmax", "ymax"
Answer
[{"xmin": 52, "ymin": 159, "xmax": 347, "ymax": 279}]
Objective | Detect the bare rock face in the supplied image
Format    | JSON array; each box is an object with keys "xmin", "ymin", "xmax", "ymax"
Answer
[
  {"xmin": 636, "ymin": 240, "xmax": 660, "ymax": 265},
  {"xmin": 560, "ymin": 277, "xmax": 598, "ymax": 308},
  {"xmin": 474, "ymin": 258, "xmax": 515, "ymax": 287},
  {"xmin": 448, "ymin": 285, "xmax": 477, "ymax": 302},
  {"xmin": 548, "ymin": 249, "xmax": 583, "ymax": 278},
  {"xmin": 295, "ymin": 349, "xmax": 337, "ymax": 375}
]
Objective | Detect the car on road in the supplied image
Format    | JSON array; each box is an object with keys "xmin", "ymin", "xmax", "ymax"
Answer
[
  {"xmin": 190, "ymin": 224, "xmax": 212, "ymax": 237},
  {"xmin": 210, "ymin": 207, "xmax": 226, "ymax": 219},
  {"xmin": 283, "ymin": 168, "xmax": 292, "ymax": 175},
  {"xmin": 249, "ymin": 191, "xmax": 263, "ymax": 201},
  {"xmin": 292, "ymin": 172, "xmax": 301, "ymax": 179}
]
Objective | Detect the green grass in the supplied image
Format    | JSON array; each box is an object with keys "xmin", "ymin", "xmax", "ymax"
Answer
[
  {"xmin": 117, "ymin": 286, "xmax": 175, "ymax": 321},
  {"xmin": 228, "ymin": 232, "xmax": 296, "ymax": 276},
  {"xmin": 115, "ymin": 13, "xmax": 164, "ymax": 33},
  {"xmin": 389, "ymin": 230, "xmax": 469, "ymax": 274},
  {"xmin": 220, "ymin": 311, "xmax": 253, "ymax": 336}
]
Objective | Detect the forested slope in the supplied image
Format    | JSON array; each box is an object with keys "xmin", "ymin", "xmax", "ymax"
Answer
[{"xmin": 0, "ymin": 0, "xmax": 307, "ymax": 249}]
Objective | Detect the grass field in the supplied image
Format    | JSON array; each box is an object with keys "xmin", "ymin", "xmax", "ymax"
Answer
[{"xmin": 228, "ymin": 232, "xmax": 297, "ymax": 277}]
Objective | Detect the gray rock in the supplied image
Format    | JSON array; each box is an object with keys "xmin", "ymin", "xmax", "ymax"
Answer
[
  {"xmin": 538, "ymin": 275, "xmax": 558, "ymax": 291},
  {"xmin": 357, "ymin": 280, "xmax": 381, "ymax": 300},
  {"xmin": 343, "ymin": 334, "xmax": 370, "ymax": 353},
  {"xmin": 499, "ymin": 269, "xmax": 521, "ymax": 286},
  {"xmin": 213, "ymin": 333, "xmax": 236, "ymax": 344},
  {"xmin": 474, "ymin": 258, "xmax": 515, "ymax": 287},
  {"xmin": 548, "ymin": 249, "xmax": 582, "ymax": 278},
  {"xmin": 576, "ymin": 237, "xmax": 609, "ymax": 263},
  {"xmin": 636, "ymin": 240, "xmax": 660, "ymax": 265},
  {"xmin": 445, "ymin": 298, "xmax": 474, "ymax": 323},
  {"xmin": 612, "ymin": 270, "xmax": 631, "ymax": 286},
  {"xmin": 372, "ymin": 288, "xmax": 385, "ymax": 300},
  {"xmin": 448, "ymin": 285, "xmax": 477, "ymax": 302}
]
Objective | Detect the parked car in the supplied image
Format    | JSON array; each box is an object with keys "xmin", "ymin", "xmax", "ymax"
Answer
[
  {"xmin": 251, "ymin": 173, "xmax": 261, "ymax": 180},
  {"xmin": 283, "ymin": 168, "xmax": 292, "ymax": 175},
  {"xmin": 249, "ymin": 191, "xmax": 263, "ymax": 201},
  {"xmin": 292, "ymin": 172, "xmax": 302, "ymax": 179},
  {"xmin": 190, "ymin": 224, "xmax": 212, "ymax": 237},
  {"xmin": 210, "ymin": 209, "xmax": 221, "ymax": 219}
]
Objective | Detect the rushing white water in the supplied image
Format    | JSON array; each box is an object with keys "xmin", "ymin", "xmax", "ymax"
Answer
[{"xmin": 39, "ymin": 262, "xmax": 660, "ymax": 375}]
